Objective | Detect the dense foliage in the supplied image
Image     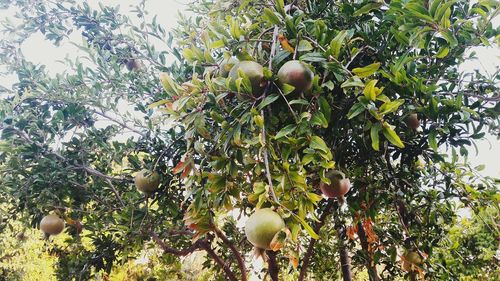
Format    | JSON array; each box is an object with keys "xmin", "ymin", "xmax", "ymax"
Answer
[{"xmin": 0, "ymin": 0, "xmax": 498, "ymax": 280}]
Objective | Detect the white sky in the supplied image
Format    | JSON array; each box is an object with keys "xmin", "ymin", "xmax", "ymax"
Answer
[{"xmin": 0, "ymin": 0, "xmax": 497, "ymax": 279}]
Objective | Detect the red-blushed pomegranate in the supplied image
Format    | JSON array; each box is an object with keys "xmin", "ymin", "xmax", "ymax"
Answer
[
  {"xmin": 135, "ymin": 169, "xmax": 160, "ymax": 194},
  {"xmin": 40, "ymin": 214, "xmax": 65, "ymax": 236},
  {"xmin": 406, "ymin": 113, "xmax": 420, "ymax": 129},
  {"xmin": 228, "ymin": 61, "xmax": 266, "ymax": 96},
  {"xmin": 277, "ymin": 60, "xmax": 313, "ymax": 95},
  {"xmin": 320, "ymin": 170, "xmax": 351, "ymax": 199},
  {"xmin": 245, "ymin": 208, "xmax": 285, "ymax": 250}
]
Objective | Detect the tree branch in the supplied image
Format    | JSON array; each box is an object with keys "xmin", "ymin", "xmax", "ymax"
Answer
[
  {"xmin": 150, "ymin": 231, "xmax": 201, "ymax": 256},
  {"xmin": 261, "ymin": 25, "xmax": 280, "ymax": 203},
  {"xmin": 213, "ymin": 226, "xmax": 247, "ymax": 281},
  {"xmin": 200, "ymin": 239, "xmax": 239, "ymax": 281},
  {"xmin": 298, "ymin": 201, "xmax": 334, "ymax": 281},
  {"xmin": 338, "ymin": 227, "xmax": 353, "ymax": 281},
  {"xmin": 357, "ymin": 221, "xmax": 380, "ymax": 281},
  {"xmin": 266, "ymin": 250, "xmax": 279, "ymax": 281}
]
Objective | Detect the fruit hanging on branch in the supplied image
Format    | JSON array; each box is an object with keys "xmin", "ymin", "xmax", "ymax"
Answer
[
  {"xmin": 40, "ymin": 213, "xmax": 65, "ymax": 238},
  {"xmin": 245, "ymin": 208, "xmax": 285, "ymax": 250},
  {"xmin": 218, "ymin": 57, "xmax": 239, "ymax": 78},
  {"xmin": 277, "ymin": 60, "xmax": 314, "ymax": 95},
  {"xmin": 320, "ymin": 170, "xmax": 351, "ymax": 203},
  {"xmin": 135, "ymin": 169, "xmax": 160, "ymax": 195},
  {"xmin": 228, "ymin": 60, "xmax": 266, "ymax": 98},
  {"xmin": 406, "ymin": 113, "xmax": 420, "ymax": 130}
]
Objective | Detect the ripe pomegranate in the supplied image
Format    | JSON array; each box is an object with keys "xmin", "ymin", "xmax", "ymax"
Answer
[
  {"xmin": 135, "ymin": 169, "xmax": 160, "ymax": 194},
  {"xmin": 277, "ymin": 60, "xmax": 313, "ymax": 95},
  {"xmin": 245, "ymin": 208, "xmax": 285, "ymax": 250},
  {"xmin": 320, "ymin": 170, "xmax": 351, "ymax": 200},
  {"xmin": 228, "ymin": 61, "xmax": 266, "ymax": 96},
  {"xmin": 406, "ymin": 113, "xmax": 420, "ymax": 129},
  {"xmin": 40, "ymin": 214, "xmax": 65, "ymax": 236}
]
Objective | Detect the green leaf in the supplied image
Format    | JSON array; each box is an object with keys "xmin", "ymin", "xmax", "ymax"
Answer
[
  {"xmin": 436, "ymin": 46, "xmax": 450, "ymax": 58},
  {"xmin": 147, "ymin": 99, "xmax": 169, "ymax": 109},
  {"xmin": 258, "ymin": 94, "xmax": 279, "ymax": 110},
  {"xmin": 297, "ymin": 40, "xmax": 313, "ymax": 52},
  {"xmin": 275, "ymin": 124, "xmax": 296, "ymax": 139},
  {"xmin": 353, "ymin": 2, "xmax": 383, "ymax": 16},
  {"xmin": 439, "ymin": 30, "xmax": 458, "ymax": 47},
  {"xmin": 406, "ymin": 2, "xmax": 435, "ymax": 23},
  {"xmin": 379, "ymin": 99, "xmax": 404, "ymax": 115},
  {"xmin": 311, "ymin": 112, "xmax": 328, "ymax": 128},
  {"xmin": 159, "ymin": 72, "xmax": 179, "ymax": 96},
  {"xmin": 434, "ymin": 0, "xmax": 458, "ymax": 22},
  {"xmin": 294, "ymin": 214, "xmax": 319, "ymax": 239},
  {"xmin": 382, "ymin": 123, "xmax": 405, "ymax": 148},
  {"xmin": 341, "ymin": 76, "xmax": 364, "ymax": 88},
  {"xmin": 318, "ymin": 96, "xmax": 332, "ymax": 123},
  {"xmin": 310, "ymin": 136, "xmax": 329, "ymax": 154},
  {"xmin": 370, "ymin": 122, "xmax": 381, "ymax": 151},
  {"xmin": 282, "ymin": 83, "xmax": 296, "ymax": 95},
  {"xmin": 352, "ymin": 62, "xmax": 381, "ymax": 78},
  {"xmin": 347, "ymin": 102, "xmax": 365, "ymax": 119},
  {"xmin": 330, "ymin": 30, "xmax": 348, "ymax": 59},
  {"xmin": 275, "ymin": 0, "xmax": 286, "ymax": 17},
  {"xmin": 299, "ymin": 52, "xmax": 326, "ymax": 62},
  {"xmin": 363, "ymin": 79, "xmax": 379, "ymax": 101},
  {"xmin": 429, "ymin": 129, "xmax": 438, "ymax": 151},
  {"xmin": 262, "ymin": 8, "xmax": 281, "ymax": 25}
]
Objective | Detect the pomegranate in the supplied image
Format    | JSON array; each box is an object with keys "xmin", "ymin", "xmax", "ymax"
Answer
[
  {"xmin": 228, "ymin": 61, "xmax": 266, "ymax": 96},
  {"xmin": 320, "ymin": 170, "xmax": 351, "ymax": 199},
  {"xmin": 135, "ymin": 169, "xmax": 160, "ymax": 194},
  {"xmin": 40, "ymin": 214, "xmax": 65, "ymax": 236},
  {"xmin": 218, "ymin": 57, "xmax": 239, "ymax": 78},
  {"xmin": 277, "ymin": 60, "xmax": 313, "ymax": 95},
  {"xmin": 406, "ymin": 113, "xmax": 420, "ymax": 129},
  {"xmin": 245, "ymin": 208, "xmax": 285, "ymax": 250}
]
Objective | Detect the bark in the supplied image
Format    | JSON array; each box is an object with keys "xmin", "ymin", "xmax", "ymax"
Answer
[
  {"xmin": 214, "ymin": 227, "xmax": 247, "ymax": 281},
  {"xmin": 266, "ymin": 250, "xmax": 279, "ymax": 281},
  {"xmin": 338, "ymin": 228, "xmax": 352, "ymax": 281},
  {"xmin": 357, "ymin": 222, "xmax": 380, "ymax": 281}
]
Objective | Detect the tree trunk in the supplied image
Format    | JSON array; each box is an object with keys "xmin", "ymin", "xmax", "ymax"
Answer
[
  {"xmin": 266, "ymin": 250, "xmax": 279, "ymax": 281},
  {"xmin": 357, "ymin": 222, "xmax": 380, "ymax": 281},
  {"xmin": 338, "ymin": 228, "xmax": 352, "ymax": 281}
]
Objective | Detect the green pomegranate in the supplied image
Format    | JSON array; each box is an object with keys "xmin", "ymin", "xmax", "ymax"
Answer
[
  {"xmin": 40, "ymin": 214, "xmax": 65, "ymax": 236},
  {"xmin": 228, "ymin": 61, "xmax": 266, "ymax": 96},
  {"xmin": 277, "ymin": 60, "xmax": 314, "ymax": 95},
  {"xmin": 135, "ymin": 169, "xmax": 160, "ymax": 194},
  {"xmin": 245, "ymin": 208, "xmax": 285, "ymax": 250},
  {"xmin": 219, "ymin": 57, "xmax": 239, "ymax": 78}
]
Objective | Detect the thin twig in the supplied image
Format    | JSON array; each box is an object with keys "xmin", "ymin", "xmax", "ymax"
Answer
[{"xmin": 261, "ymin": 25, "xmax": 280, "ymax": 203}]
